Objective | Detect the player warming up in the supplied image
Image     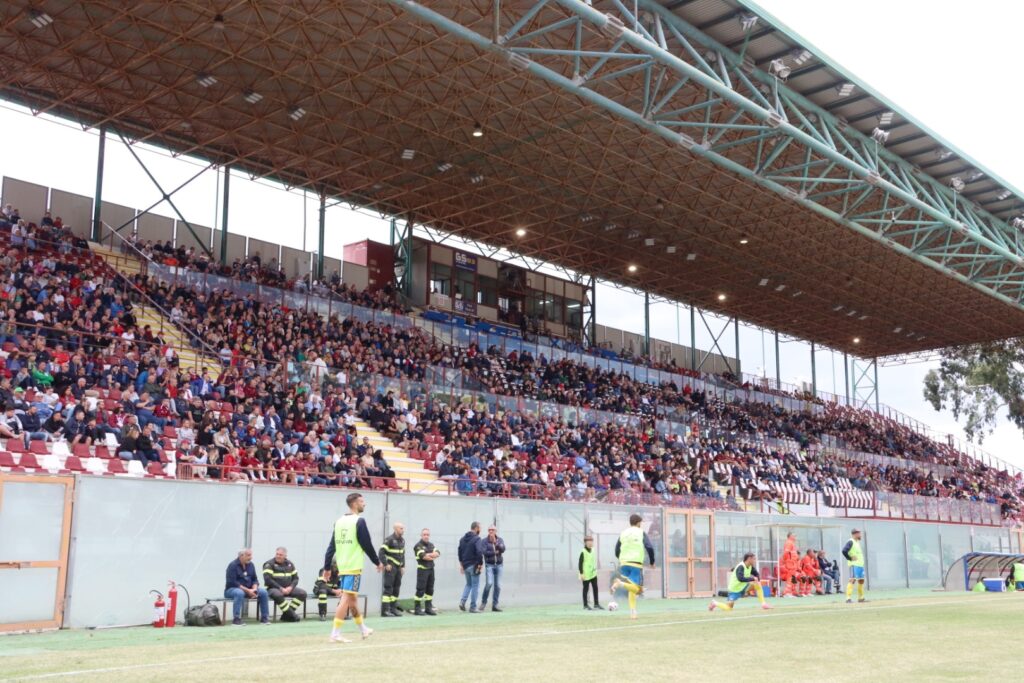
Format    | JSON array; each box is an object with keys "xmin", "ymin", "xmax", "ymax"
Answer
[
  {"xmin": 709, "ymin": 552, "xmax": 772, "ymax": 612},
  {"xmin": 324, "ymin": 492, "xmax": 383, "ymax": 643},
  {"xmin": 843, "ymin": 529, "xmax": 867, "ymax": 604},
  {"xmin": 609, "ymin": 514, "xmax": 655, "ymax": 620}
]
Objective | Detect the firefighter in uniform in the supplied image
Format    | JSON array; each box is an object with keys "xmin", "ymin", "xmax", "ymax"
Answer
[
  {"xmin": 379, "ymin": 522, "xmax": 406, "ymax": 617},
  {"xmin": 313, "ymin": 563, "xmax": 342, "ymax": 621},
  {"xmin": 262, "ymin": 546, "xmax": 308, "ymax": 622},
  {"xmin": 413, "ymin": 527, "xmax": 440, "ymax": 616}
]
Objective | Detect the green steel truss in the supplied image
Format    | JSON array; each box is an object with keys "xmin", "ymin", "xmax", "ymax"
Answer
[{"xmin": 388, "ymin": 0, "xmax": 1024, "ymax": 312}]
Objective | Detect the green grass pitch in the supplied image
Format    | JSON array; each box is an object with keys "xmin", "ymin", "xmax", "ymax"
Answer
[{"xmin": 1, "ymin": 590, "xmax": 1019, "ymax": 682}]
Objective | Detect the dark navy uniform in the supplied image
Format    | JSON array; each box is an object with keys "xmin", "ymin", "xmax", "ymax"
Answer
[
  {"xmin": 262, "ymin": 557, "xmax": 307, "ymax": 621},
  {"xmin": 413, "ymin": 539, "xmax": 439, "ymax": 615},
  {"xmin": 379, "ymin": 532, "xmax": 406, "ymax": 616}
]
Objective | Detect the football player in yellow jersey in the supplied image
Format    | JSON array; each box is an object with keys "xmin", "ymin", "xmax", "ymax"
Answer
[{"xmin": 324, "ymin": 492, "xmax": 383, "ymax": 642}]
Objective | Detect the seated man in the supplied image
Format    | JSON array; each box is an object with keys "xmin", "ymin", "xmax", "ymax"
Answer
[
  {"xmin": 224, "ymin": 548, "xmax": 270, "ymax": 625},
  {"xmin": 263, "ymin": 546, "xmax": 308, "ymax": 622},
  {"xmin": 817, "ymin": 550, "xmax": 839, "ymax": 594},
  {"xmin": 313, "ymin": 563, "xmax": 344, "ymax": 622},
  {"xmin": 800, "ymin": 548, "xmax": 822, "ymax": 596}
]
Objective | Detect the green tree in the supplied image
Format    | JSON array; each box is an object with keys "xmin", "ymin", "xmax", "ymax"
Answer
[{"xmin": 923, "ymin": 340, "xmax": 1024, "ymax": 443}]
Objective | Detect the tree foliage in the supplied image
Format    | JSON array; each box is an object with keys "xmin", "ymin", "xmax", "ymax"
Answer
[{"xmin": 923, "ymin": 340, "xmax": 1024, "ymax": 444}]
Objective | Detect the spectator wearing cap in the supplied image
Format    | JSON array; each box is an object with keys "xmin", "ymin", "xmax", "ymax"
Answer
[{"xmin": 478, "ymin": 525, "xmax": 506, "ymax": 612}]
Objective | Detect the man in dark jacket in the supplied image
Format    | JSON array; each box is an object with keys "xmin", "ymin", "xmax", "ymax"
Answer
[
  {"xmin": 817, "ymin": 550, "xmax": 839, "ymax": 594},
  {"xmin": 478, "ymin": 525, "xmax": 506, "ymax": 612},
  {"xmin": 263, "ymin": 546, "xmax": 307, "ymax": 622},
  {"xmin": 224, "ymin": 548, "xmax": 270, "ymax": 625},
  {"xmin": 457, "ymin": 521, "xmax": 482, "ymax": 613}
]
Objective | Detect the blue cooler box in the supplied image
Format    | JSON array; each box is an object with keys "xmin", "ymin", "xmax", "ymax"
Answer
[{"xmin": 982, "ymin": 578, "xmax": 1005, "ymax": 592}]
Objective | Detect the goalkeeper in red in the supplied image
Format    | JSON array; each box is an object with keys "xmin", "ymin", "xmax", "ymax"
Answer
[
  {"xmin": 709, "ymin": 552, "xmax": 772, "ymax": 612},
  {"xmin": 324, "ymin": 492, "xmax": 382, "ymax": 643},
  {"xmin": 609, "ymin": 514, "xmax": 656, "ymax": 620}
]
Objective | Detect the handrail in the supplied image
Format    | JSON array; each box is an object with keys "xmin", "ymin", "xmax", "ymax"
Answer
[
  {"xmin": 0, "ymin": 228, "xmax": 220, "ymax": 371},
  {"xmin": 100, "ymin": 223, "xmax": 223, "ymax": 367},
  {"xmin": 105, "ymin": 237, "xmax": 1023, "ymax": 480},
  {"xmin": 439, "ymin": 476, "xmax": 741, "ymax": 509},
  {"xmin": 170, "ymin": 461, "xmax": 411, "ymax": 491},
  {"xmin": 0, "ymin": 319, "xmax": 175, "ymax": 359}
]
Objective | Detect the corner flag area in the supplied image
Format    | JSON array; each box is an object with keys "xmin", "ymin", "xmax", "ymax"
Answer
[{"xmin": 2, "ymin": 591, "xmax": 1019, "ymax": 682}]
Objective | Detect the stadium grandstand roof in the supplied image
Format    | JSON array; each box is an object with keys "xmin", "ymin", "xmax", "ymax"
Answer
[{"xmin": 3, "ymin": 0, "xmax": 1024, "ymax": 358}]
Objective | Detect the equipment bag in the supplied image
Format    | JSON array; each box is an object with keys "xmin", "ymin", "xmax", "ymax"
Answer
[{"xmin": 185, "ymin": 601, "xmax": 223, "ymax": 626}]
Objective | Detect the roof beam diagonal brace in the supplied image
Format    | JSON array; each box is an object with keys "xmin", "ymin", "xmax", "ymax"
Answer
[{"xmin": 386, "ymin": 0, "xmax": 1024, "ymax": 310}]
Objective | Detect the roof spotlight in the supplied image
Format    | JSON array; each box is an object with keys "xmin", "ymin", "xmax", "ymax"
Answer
[
  {"xmin": 871, "ymin": 127, "xmax": 890, "ymax": 144},
  {"xmin": 738, "ymin": 14, "xmax": 759, "ymax": 32},
  {"xmin": 790, "ymin": 49, "xmax": 812, "ymax": 66},
  {"xmin": 472, "ymin": 122, "xmax": 483, "ymax": 138},
  {"xmin": 213, "ymin": 13, "xmax": 226, "ymax": 30},
  {"xmin": 769, "ymin": 59, "xmax": 791, "ymax": 80},
  {"xmin": 29, "ymin": 9, "xmax": 53, "ymax": 28},
  {"xmin": 950, "ymin": 177, "xmax": 965, "ymax": 192}
]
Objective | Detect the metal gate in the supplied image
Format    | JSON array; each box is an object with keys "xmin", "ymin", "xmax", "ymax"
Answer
[
  {"xmin": 663, "ymin": 509, "xmax": 715, "ymax": 598},
  {"xmin": 0, "ymin": 474, "xmax": 74, "ymax": 632}
]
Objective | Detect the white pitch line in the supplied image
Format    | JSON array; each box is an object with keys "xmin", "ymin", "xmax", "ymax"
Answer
[{"xmin": 4, "ymin": 595, "xmax": 1003, "ymax": 681}]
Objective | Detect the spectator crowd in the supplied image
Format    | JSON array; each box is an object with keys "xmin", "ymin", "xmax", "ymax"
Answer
[{"xmin": 1, "ymin": 207, "xmax": 1021, "ymax": 522}]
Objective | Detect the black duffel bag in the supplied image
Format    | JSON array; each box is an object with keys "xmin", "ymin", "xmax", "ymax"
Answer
[{"xmin": 185, "ymin": 601, "xmax": 223, "ymax": 627}]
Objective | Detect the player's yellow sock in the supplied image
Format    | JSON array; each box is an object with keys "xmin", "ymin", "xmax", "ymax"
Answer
[
  {"xmin": 857, "ymin": 582, "xmax": 864, "ymax": 599},
  {"xmin": 331, "ymin": 617, "xmax": 343, "ymax": 637},
  {"xmin": 846, "ymin": 582, "xmax": 854, "ymax": 599},
  {"xmin": 716, "ymin": 601, "xmax": 734, "ymax": 611},
  {"xmin": 627, "ymin": 590, "xmax": 637, "ymax": 612},
  {"xmin": 354, "ymin": 615, "xmax": 364, "ymax": 626},
  {"xmin": 752, "ymin": 581, "xmax": 766, "ymax": 604}
]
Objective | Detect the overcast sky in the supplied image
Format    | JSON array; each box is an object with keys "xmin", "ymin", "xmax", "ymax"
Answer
[{"xmin": 0, "ymin": 0, "xmax": 1020, "ymax": 467}]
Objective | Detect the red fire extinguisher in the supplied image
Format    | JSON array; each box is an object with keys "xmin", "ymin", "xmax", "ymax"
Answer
[
  {"xmin": 151, "ymin": 590, "xmax": 166, "ymax": 628},
  {"xmin": 166, "ymin": 581, "xmax": 178, "ymax": 628}
]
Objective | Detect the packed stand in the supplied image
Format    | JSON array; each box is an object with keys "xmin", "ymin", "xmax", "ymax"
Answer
[{"xmin": 0, "ymin": 212, "xmax": 1020, "ymax": 520}]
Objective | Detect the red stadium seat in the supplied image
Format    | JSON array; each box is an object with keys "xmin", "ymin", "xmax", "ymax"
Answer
[
  {"xmin": 29, "ymin": 440, "xmax": 50, "ymax": 455},
  {"xmin": 93, "ymin": 445, "xmax": 112, "ymax": 460},
  {"xmin": 0, "ymin": 452, "xmax": 25, "ymax": 472},
  {"xmin": 61, "ymin": 456, "xmax": 86, "ymax": 473},
  {"xmin": 18, "ymin": 453, "xmax": 44, "ymax": 472},
  {"xmin": 106, "ymin": 459, "xmax": 128, "ymax": 475},
  {"xmin": 72, "ymin": 443, "xmax": 92, "ymax": 458},
  {"xmin": 146, "ymin": 462, "xmax": 166, "ymax": 478}
]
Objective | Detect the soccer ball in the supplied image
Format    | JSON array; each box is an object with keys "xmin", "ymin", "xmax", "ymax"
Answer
[{"xmin": 607, "ymin": 601, "xmax": 618, "ymax": 611}]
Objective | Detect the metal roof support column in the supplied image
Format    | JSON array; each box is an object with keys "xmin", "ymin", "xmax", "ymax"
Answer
[
  {"xmin": 91, "ymin": 126, "xmax": 105, "ymax": 243},
  {"xmin": 774, "ymin": 330, "xmax": 781, "ymax": 390},
  {"xmin": 843, "ymin": 352, "xmax": 850, "ymax": 405},
  {"xmin": 317, "ymin": 193, "xmax": 326, "ymax": 279},
  {"xmin": 391, "ymin": 216, "xmax": 414, "ymax": 299},
  {"xmin": 589, "ymin": 277, "xmax": 597, "ymax": 348},
  {"xmin": 220, "ymin": 165, "xmax": 230, "ymax": 266},
  {"xmin": 874, "ymin": 360, "xmax": 880, "ymax": 413},
  {"xmin": 733, "ymin": 317, "xmax": 740, "ymax": 376},
  {"xmin": 810, "ymin": 341, "xmax": 817, "ymax": 398},
  {"xmin": 689, "ymin": 305, "xmax": 697, "ymax": 371},
  {"xmin": 643, "ymin": 291, "xmax": 650, "ymax": 357}
]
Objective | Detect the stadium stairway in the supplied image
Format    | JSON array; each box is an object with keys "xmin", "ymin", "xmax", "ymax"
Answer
[
  {"xmin": 349, "ymin": 417, "xmax": 451, "ymax": 495},
  {"xmin": 89, "ymin": 243, "xmax": 222, "ymax": 373}
]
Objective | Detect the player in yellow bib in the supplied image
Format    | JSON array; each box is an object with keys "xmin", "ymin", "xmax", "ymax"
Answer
[
  {"xmin": 610, "ymin": 514, "xmax": 656, "ymax": 620},
  {"xmin": 324, "ymin": 492, "xmax": 382, "ymax": 643},
  {"xmin": 842, "ymin": 529, "xmax": 867, "ymax": 603},
  {"xmin": 708, "ymin": 552, "xmax": 772, "ymax": 612}
]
